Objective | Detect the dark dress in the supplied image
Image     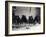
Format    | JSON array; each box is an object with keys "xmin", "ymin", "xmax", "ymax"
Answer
[{"xmin": 29, "ymin": 16, "xmax": 33, "ymax": 24}]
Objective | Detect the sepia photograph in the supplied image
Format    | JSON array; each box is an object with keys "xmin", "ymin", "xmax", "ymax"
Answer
[{"xmin": 5, "ymin": 1, "xmax": 45, "ymax": 36}]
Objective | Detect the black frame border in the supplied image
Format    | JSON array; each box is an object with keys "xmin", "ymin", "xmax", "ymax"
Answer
[{"xmin": 5, "ymin": 1, "xmax": 45, "ymax": 36}]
